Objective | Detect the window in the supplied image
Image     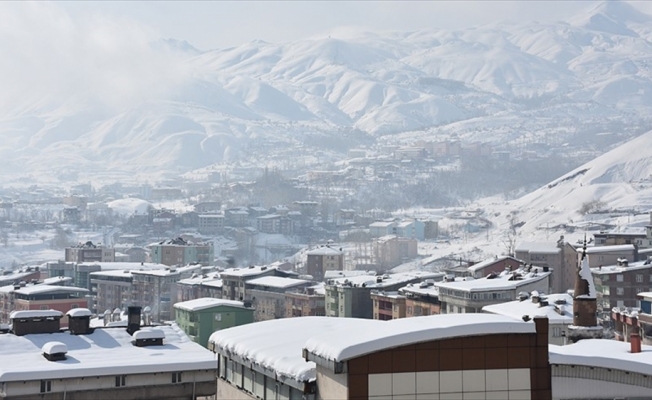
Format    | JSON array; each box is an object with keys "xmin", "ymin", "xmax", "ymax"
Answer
[
  {"xmin": 115, "ymin": 375, "xmax": 126, "ymax": 387},
  {"xmin": 637, "ymin": 275, "xmax": 644, "ymax": 283},
  {"xmin": 617, "ymin": 275, "xmax": 624, "ymax": 282},
  {"xmin": 636, "ymin": 287, "xmax": 645, "ymax": 294},
  {"xmin": 617, "ymin": 287, "xmax": 625, "ymax": 296},
  {"xmin": 552, "ymin": 327, "xmax": 561, "ymax": 337},
  {"xmin": 172, "ymin": 372, "xmax": 182, "ymax": 383},
  {"xmin": 40, "ymin": 380, "xmax": 51, "ymax": 393},
  {"xmin": 40, "ymin": 305, "xmax": 49, "ymax": 310},
  {"xmin": 70, "ymin": 304, "xmax": 79, "ymax": 309}
]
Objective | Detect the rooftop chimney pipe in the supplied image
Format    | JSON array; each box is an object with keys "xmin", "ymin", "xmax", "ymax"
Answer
[{"xmin": 127, "ymin": 306, "xmax": 142, "ymax": 336}]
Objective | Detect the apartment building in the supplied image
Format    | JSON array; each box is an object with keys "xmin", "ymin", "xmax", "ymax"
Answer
[
  {"xmin": 220, "ymin": 265, "xmax": 282, "ymax": 301},
  {"xmin": 131, "ymin": 265, "xmax": 202, "ymax": 322},
  {"xmin": 285, "ymin": 285, "xmax": 326, "ymax": 318},
  {"xmin": 399, "ymin": 280, "xmax": 443, "ymax": 317},
  {"xmin": 198, "ymin": 214, "xmax": 224, "ymax": 234},
  {"xmin": 65, "ymin": 241, "xmax": 115, "ymax": 263},
  {"xmin": 325, "ymin": 271, "xmax": 441, "ymax": 319},
  {"xmin": 0, "ymin": 283, "xmax": 88, "ymax": 326},
  {"xmin": 90, "ymin": 270, "xmax": 135, "ymax": 314},
  {"xmin": 436, "ymin": 266, "xmax": 551, "ymax": 314},
  {"xmin": 592, "ymin": 259, "xmax": 652, "ymax": 313},
  {"xmin": 372, "ymin": 235, "xmax": 418, "ymax": 269},
  {"xmin": 149, "ymin": 237, "xmax": 214, "ymax": 266},
  {"xmin": 176, "ymin": 271, "xmax": 222, "ymax": 303},
  {"xmin": 370, "ymin": 291, "xmax": 406, "ymax": 320},
  {"xmin": 515, "ymin": 239, "xmax": 576, "ymax": 293},
  {"xmin": 306, "ymin": 245, "xmax": 344, "ymax": 281},
  {"xmin": 246, "ymin": 276, "xmax": 312, "ymax": 322},
  {"xmin": 585, "ymin": 244, "xmax": 637, "ymax": 268}
]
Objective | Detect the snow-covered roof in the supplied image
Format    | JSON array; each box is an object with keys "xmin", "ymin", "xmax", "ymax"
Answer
[
  {"xmin": 577, "ymin": 253, "xmax": 596, "ymax": 298},
  {"xmin": 133, "ymin": 328, "xmax": 165, "ymax": 340},
  {"xmin": 467, "ymin": 256, "xmax": 519, "ymax": 273},
  {"xmin": 586, "ymin": 244, "xmax": 636, "ymax": 254},
  {"xmin": 42, "ymin": 342, "xmax": 67, "ymax": 355},
  {"xmin": 515, "ymin": 242, "xmax": 560, "ymax": 254},
  {"xmin": 436, "ymin": 267, "xmax": 551, "ymax": 292},
  {"xmin": 79, "ymin": 262, "xmax": 167, "ymax": 271},
  {"xmin": 42, "ymin": 276, "xmax": 73, "ymax": 285},
  {"xmin": 399, "ymin": 283, "xmax": 440, "ymax": 297},
  {"xmin": 177, "ymin": 272, "xmax": 221, "ymax": 286},
  {"xmin": 306, "ymin": 246, "xmax": 342, "ymax": 256},
  {"xmin": 304, "ymin": 314, "xmax": 536, "ymax": 362},
  {"xmin": 591, "ymin": 260, "xmax": 652, "ymax": 275},
  {"xmin": 246, "ymin": 276, "xmax": 309, "ymax": 289},
  {"xmin": 10, "ymin": 310, "xmax": 63, "ymax": 319},
  {"xmin": 550, "ymin": 339, "xmax": 652, "ymax": 375},
  {"xmin": 209, "ymin": 317, "xmax": 372, "ymax": 383},
  {"xmin": 174, "ymin": 298, "xmax": 248, "ymax": 312},
  {"xmin": 0, "ymin": 324, "xmax": 214, "ymax": 382},
  {"xmin": 328, "ymin": 271, "xmax": 441, "ymax": 289},
  {"xmin": 323, "ymin": 270, "xmax": 373, "ymax": 280},
  {"xmin": 483, "ymin": 293, "xmax": 573, "ymax": 323},
  {"xmin": 220, "ymin": 265, "xmax": 277, "ymax": 278},
  {"xmin": 131, "ymin": 264, "xmax": 201, "ymax": 277},
  {"xmin": 66, "ymin": 308, "xmax": 92, "ymax": 318},
  {"xmin": 369, "ymin": 221, "xmax": 396, "ymax": 228},
  {"xmin": 9, "ymin": 285, "xmax": 88, "ymax": 296}
]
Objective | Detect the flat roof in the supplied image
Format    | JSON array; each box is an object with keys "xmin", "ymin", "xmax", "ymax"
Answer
[
  {"xmin": 306, "ymin": 246, "xmax": 342, "ymax": 256},
  {"xmin": 515, "ymin": 242, "xmax": 560, "ymax": 254},
  {"xmin": 328, "ymin": 271, "xmax": 441, "ymax": 289},
  {"xmin": 483, "ymin": 293, "xmax": 573, "ymax": 323},
  {"xmin": 5, "ymin": 285, "xmax": 89, "ymax": 296},
  {"xmin": 174, "ymin": 298, "xmax": 248, "ymax": 312},
  {"xmin": 586, "ymin": 244, "xmax": 636, "ymax": 254},
  {"xmin": 436, "ymin": 268, "xmax": 550, "ymax": 292},
  {"xmin": 591, "ymin": 260, "xmax": 652, "ymax": 275},
  {"xmin": 0, "ymin": 324, "xmax": 215, "ymax": 382},
  {"xmin": 550, "ymin": 339, "xmax": 652, "ymax": 375},
  {"xmin": 220, "ymin": 265, "xmax": 277, "ymax": 278},
  {"xmin": 246, "ymin": 276, "xmax": 309, "ymax": 289},
  {"xmin": 467, "ymin": 256, "xmax": 519, "ymax": 273}
]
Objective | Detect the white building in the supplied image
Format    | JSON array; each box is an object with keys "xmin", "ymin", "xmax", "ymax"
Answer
[{"xmin": 483, "ymin": 292, "xmax": 574, "ymax": 345}]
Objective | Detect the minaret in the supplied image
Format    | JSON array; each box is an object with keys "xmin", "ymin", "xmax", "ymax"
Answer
[{"xmin": 568, "ymin": 237, "xmax": 603, "ymax": 342}]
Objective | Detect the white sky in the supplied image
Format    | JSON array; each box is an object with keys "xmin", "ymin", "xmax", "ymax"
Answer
[{"xmin": 54, "ymin": 1, "xmax": 652, "ymax": 50}]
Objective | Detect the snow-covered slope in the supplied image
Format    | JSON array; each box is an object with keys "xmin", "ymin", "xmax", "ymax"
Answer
[{"xmin": 3, "ymin": 0, "xmax": 652, "ymax": 180}]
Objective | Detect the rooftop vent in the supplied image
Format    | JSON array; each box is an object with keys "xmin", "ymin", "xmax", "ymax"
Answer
[
  {"xmin": 67, "ymin": 308, "xmax": 93, "ymax": 335},
  {"xmin": 127, "ymin": 306, "xmax": 142, "ymax": 336},
  {"xmin": 133, "ymin": 328, "xmax": 165, "ymax": 347},
  {"xmin": 486, "ymin": 272, "xmax": 497, "ymax": 280},
  {"xmin": 42, "ymin": 341, "xmax": 67, "ymax": 361},
  {"xmin": 10, "ymin": 310, "xmax": 63, "ymax": 336},
  {"xmin": 554, "ymin": 299, "xmax": 567, "ymax": 305},
  {"xmin": 517, "ymin": 291, "xmax": 529, "ymax": 302}
]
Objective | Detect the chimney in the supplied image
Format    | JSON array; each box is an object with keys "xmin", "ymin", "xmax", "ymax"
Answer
[
  {"xmin": 631, "ymin": 332, "xmax": 642, "ymax": 354},
  {"xmin": 67, "ymin": 308, "xmax": 93, "ymax": 335},
  {"xmin": 133, "ymin": 328, "xmax": 165, "ymax": 347},
  {"xmin": 127, "ymin": 306, "xmax": 142, "ymax": 336}
]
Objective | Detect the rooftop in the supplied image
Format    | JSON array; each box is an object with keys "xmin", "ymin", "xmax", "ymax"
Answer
[
  {"xmin": 467, "ymin": 256, "xmax": 520, "ymax": 273},
  {"xmin": 328, "ymin": 271, "xmax": 441, "ymax": 289},
  {"xmin": 174, "ymin": 298, "xmax": 248, "ymax": 312},
  {"xmin": 591, "ymin": 260, "xmax": 652, "ymax": 275},
  {"xmin": 0, "ymin": 324, "xmax": 215, "ymax": 382},
  {"xmin": 435, "ymin": 267, "xmax": 550, "ymax": 293},
  {"xmin": 586, "ymin": 244, "xmax": 636, "ymax": 254},
  {"xmin": 0, "ymin": 284, "xmax": 89, "ymax": 296},
  {"xmin": 550, "ymin": 339, "xmax": 652, "ymax": 375},
  {"xmin": 515, "ymin": 242, "xmax": 560, "ymax": 255},
  {"xmin": 304, "ymin": 314, "xmax": 536, "ymax": 362},
  {"xmin": 220, "ymin": 265, "xmax": 277, "ymax": 278},
  {"xmin": 306, "ymin": 246, "xmax": 342, "ymax": 256},
  {"xmin": 483, "ymin": 293, "xmax": 573, "ymax": 323},
  {"xmin": 246, "ymin": 276, "xmax": 310, "ymax": 289}
]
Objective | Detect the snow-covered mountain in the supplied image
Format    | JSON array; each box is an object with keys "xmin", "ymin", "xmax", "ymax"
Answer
[{"xmin": 3, "ymin": 0, "xmax": 652, "ymax": 181}]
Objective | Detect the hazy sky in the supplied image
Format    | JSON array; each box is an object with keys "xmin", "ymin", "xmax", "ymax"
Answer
[
  {"xmin": 1, "ymin": 0, "xmax": 650, "ymax": 110},
  {"xmin": 54, "ymin": 1, "xmax": 652, "ymax": 50}
]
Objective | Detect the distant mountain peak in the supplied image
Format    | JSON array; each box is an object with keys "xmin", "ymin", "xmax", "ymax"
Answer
[{"xmin": 570, "ymin": 0, "xmax": 651, "ymax": 35}]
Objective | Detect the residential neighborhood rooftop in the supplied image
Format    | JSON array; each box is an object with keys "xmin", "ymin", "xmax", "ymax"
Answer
[
  {"xmin": 174, "ymin": 298, "xmax": 248, "ymax": 312},
  {"xmin": 549, "ymin": 339, "xmax": 652, "ymax": 375},
  {"xmin": 483, "ymin": 293, "xmax": 573, "ymax": 323},
  {"xmin": 246, "ymin": 276, "xmax": 309, "ymax": 289},
  {"xmin": 0, "ymin": 324, "xmax": 215, "ymax": 382},
  {"xmin": 435, "ymin": 267, "xmax": 551, "ymax": 292}
]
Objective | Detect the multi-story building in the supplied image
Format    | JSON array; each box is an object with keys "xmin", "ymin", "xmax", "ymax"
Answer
[
  {"xmin": 90, "ymin": 270, "xmax": 135, "ymax": 314},
  {"xmin": 174, "ymin": 298, "xmax": 254, "ymax": 348},
  {"xmin": 246, "ymin": 277, "xmax": 312, "ymax": 322},
  {"xmin": 176, "ymin": 271, "xmax": 223, "ymax": 303},
  {"xmin": 220, "ymin": 265, "xmax": 282, "ymax": 301},
  {"xmin": 325, "ymin": 271, "xmax": 441, "ymax": 319},
  {"xmin": 370, "ymin": 291, "xmax": 406, "ymax": 320},
  {"xmin": 0, "ymin": 267, "xmax": 43, "ymax": 287},
  {"xmin": 285, "ymin": 285, "xmax": 325, "ymax": 318},
  {"xmin": 484, "ymin": 292, "xmax": 574, "ymax": 345},
  {"xmin": 198, "ymin": 213, "xmax": 224, "ymax": 234},
  {"xmin": 393, "ymin": 219, "xmax": 425, "ymax": 240},
  {"xmin": 149, "ymin": 237, "xmax": 214, "ymax": 266},
  {"xmin": 515, "ymin": 238, "xmax": 577, "ymax": 293},
  {"xmin": 256, "ymin": 214, "xmax": 294, "ymax": 234},
  {"xmin": 593, "ymin": 214, "xmax": 652, "ymax": 248},
  {"xmin": 612, "ymin": 291, "xmax": 652, "ymax": 344},
  {"xmin": 0, "ymin": 283, "xmax": 88, "ymax": 326},
  {"xmin": 436, "ymin": 266, "xmax": 551, "ymax": 314},
  {"xmin": 592, "ymin": 259, "xmax": 652, "ymax": 314},
  {"xmin": 45, "ymin": 261, "xmax": 76, "ymax": 281},
  {"xmin": 225, "ymin": 208, "xmax": 249, "ymax": 227},
  {"xmin": 372, "ymin": 235, "xmax": 418, "ymax": 269},
  {"xmin": 209, "ymin": 314, "xmax": 551, "ymax": 400},
  {"xmin": 306, "ymin": 246, "xmax": 344, "ymax": 281},
  {"xmin": 585, "ymin": 244, "xmax": 637, "ymax": 268},
  {"xmin": 131, "ymin": 265, "xmax": 202, "ymax": 322},
  {"xmin": 65, "ymin": 241, "xmax": 115, "ymax": 263},
  {"xmin": 399, "ymin": 279, "xmax": 443, "ymax": 317}
]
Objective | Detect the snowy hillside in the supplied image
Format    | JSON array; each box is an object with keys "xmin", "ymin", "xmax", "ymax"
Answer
[{"xmin": 2, "ymin": 0, "xmax": 652, "ymax": 181}]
